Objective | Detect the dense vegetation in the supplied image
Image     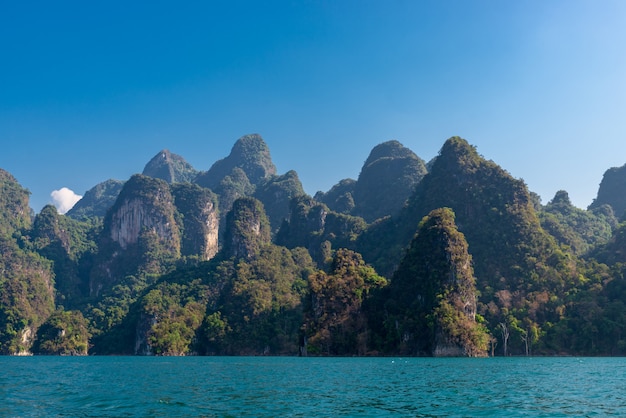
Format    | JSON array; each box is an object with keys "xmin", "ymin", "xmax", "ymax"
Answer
[{"xmin": 2, "ymin": 134, "xmax": 626, "ymax": 357}]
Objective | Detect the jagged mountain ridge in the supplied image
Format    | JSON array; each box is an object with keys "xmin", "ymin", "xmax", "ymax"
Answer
[{"xmin": 3, "ymin": 135, "xmax": 626, "ymax": 356}]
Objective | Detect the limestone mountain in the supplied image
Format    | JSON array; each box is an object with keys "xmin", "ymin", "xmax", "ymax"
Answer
[
  {"xmin": 353, "ymin": 140, "xmax": 428, "ymax": 222},
  {"xmin": 142, "ymin": 149, "xmax": 198, "ymax": 184},
  {"xmin": 375, "ymin": 208, "xmax": 488, "ymax": 356},
  {"xmin": 89, "ymin": 174, "xmax": 220, "ymax": 296},
  {"xmin": 316, "ymin": 140, "xmax": 427, "ymax": 223},
  {"xmin": 193, "ymin": 134, "xmax": 301, "ymax": 235},
  {"xmin": 0, "ymin": 170, "xmax": 55, "ymax": 354},
  {"xmin": 31, "ymin": 205, "xmax": 97, "ymax": 306},
  {"xmin": 89, "ymin": 175, "xmax": 182, "ymax": 297},
  {"xmin": 359, "ymin": 137, "xmax": 580, "ymax": 355},
  {"xmin": 253, "ymin": 170, "xmax": 305, "ymax": 234},
  {"xmin": 194, "ymin": 134, "xmax": 277, "ymax": 190},
  {"xmin": 589, "ymin": 163, "xmax": 626, "ymax": 219},
  {"xmin": 66, "ymin": 179, "xmax": 125, "ymax": 220},
  {"xmin": 222, "ymin": 197, "xmax": 271, "ymax": 260}
]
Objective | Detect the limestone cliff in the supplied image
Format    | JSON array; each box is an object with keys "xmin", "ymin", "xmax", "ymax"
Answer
[
  {"xmin": 108, "ymin": 176, "xmax": 180, "ymax": 252},
  {"xmin": 383, "ymin": 207, "xmax": 487, "ymax": 357},
  {"xmin": 172, "ymin": 183, "xmax": 219, "ymax": 260},
  {"xmin": 90, "ymin": 175, "xmax": 181, "ymax": 295},
  {"xmin": 222, "ymin": 197, "xmax": 270, "ymax": 260}
]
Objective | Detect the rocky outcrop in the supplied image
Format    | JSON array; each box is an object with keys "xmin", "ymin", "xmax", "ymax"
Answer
[
  {"xmin": 383, "ymin": 207, "xmax": 486, "ymax": 357},
  {"xmin": 222, "ymin": 197, "xmax": 270, "ymax": 260},
  {"xmin": 589, "ymin": 163, "xmax": 626, "ymax": 219},
  {"xmin": 172, "ymin": 183, "xmax": 219, "ymax": 260},
  {"xmin": 108, "ymin": 179, "xmax": 180, "ymax": 252},
  {"xmin": 314, "ymin": 179, "xmax": 356, "ymax": 214},
  {"xmin": 253, "ymin": 170, "xmax": 305, "ymax": 234},
  {"xmin": 90, "ymin": 175, "xmax": 181, "ymax": 295}
]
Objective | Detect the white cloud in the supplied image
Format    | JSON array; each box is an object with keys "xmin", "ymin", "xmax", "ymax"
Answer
[{"xmin": 50, "ymin": 187, "xmax": 83, "ymax": 214}]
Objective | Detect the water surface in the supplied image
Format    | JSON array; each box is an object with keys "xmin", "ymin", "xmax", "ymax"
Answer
[{"xmin": 1, "ymin": 356, "xmax": 625, "ymax": 417}]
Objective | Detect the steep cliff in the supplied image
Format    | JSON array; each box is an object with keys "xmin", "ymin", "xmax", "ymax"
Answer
[
  {"xmin": 90, "ymin": 174, "xmax": 181, "ymax": 296},
  {"xmin": 589, "ymin": 163, "xmax": 626, "ymax": 219},
  {"xmin": 171, "ymin": 183, "xmax": 219, "ymax": 260},
  {"xmin": 380, "ymin": 208, "xmax": 488, "ymax": 356},
  {"xmin": 253, "ymin": 170, "xmax": 305, "ymax": 234},
  {"xmin": 222, "ymin": 197, "xmax": 271, "ymax": 260}
]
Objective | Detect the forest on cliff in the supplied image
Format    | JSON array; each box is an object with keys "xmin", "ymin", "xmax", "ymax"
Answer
[{"xmin": 2, "ymin": 134, "xmax": 626, "ymax": 357}]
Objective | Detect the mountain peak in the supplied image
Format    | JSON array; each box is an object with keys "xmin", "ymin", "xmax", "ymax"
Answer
[
  {"xmin": 195, "ymin": 134, "xmax": 277, "ymax": 190},
  {"xmin": 363, "ymin": 140, "xmax": 418, "ymax": 168},
  {"xmin": 142, "ymin": 149, "xmax": 198, "ymax": 184}
]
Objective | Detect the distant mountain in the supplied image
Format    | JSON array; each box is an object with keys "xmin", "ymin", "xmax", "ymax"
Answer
[
  {"xmin": 195, "ymin": 133, "xmax": 277, "ymax": 190},
  {"xmin": 142, "ymin": 149, "xmax": 198, "ymax": 184},
  {"xmin": 316, "ymin": 140, "xmax": 427, "ymax": 222},
  {"xmin": 353, "ymin": 140, "xmax": 427, "ymax": 222},
  {"xmin": 66, "ymin": 179, "xmax": 125, "ymax": 220},
  {"xmin": 539, "ymin": 190, "xmax": 614, "ymax": 255},
  {"xmin": 589, "ymin": 163, "xmax": 626, "ymax": 219},
  {"xmin": 253, "ymin": 170, "xmax": 305, "ymax": 234}
]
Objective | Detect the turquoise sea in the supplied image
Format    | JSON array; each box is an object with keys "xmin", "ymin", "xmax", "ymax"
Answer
[{"xmin": 1, "ymin": 356, "xmax": 625, "ymax": 417}]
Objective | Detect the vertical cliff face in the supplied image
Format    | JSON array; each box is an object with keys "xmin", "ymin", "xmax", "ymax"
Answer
[
  {"xmin": 108, "ymin": 175, "xmax": 180, "ymax": 254},
  {"xmin": 171, "ymin": 183, "xmax": 219, "ymax": 260},
  {"xmin": 90, "ymin": 175, "xmax": 181, "ymax": 296},
  {"xmin": 589, "ymin": 163, "xmax": 626, "ymax": 219},
  {"xmin": 223, "ymin": 197, "xmax": 270, "ymax": 260},
  {"xmin": 253, "ymin": 170, "xmax": 305, "ymax": 234}
]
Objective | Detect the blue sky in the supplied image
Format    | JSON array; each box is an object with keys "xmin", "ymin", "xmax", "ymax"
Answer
[{"xmin": 1, "ymin": 1, "xmax": 625, "ymax": 213}]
